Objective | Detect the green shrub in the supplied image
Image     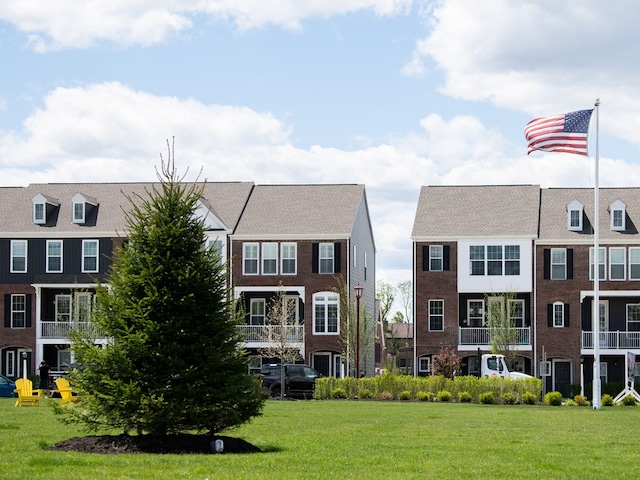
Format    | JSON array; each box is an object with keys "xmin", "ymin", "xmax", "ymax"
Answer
[
  {"xmin": 331, "ymin": 387, "xmax": 347, "ymax": 399},
  {"xmin": 398, "ymin": 390, "xmax": 412, "ymax": 401},
  {"xmin": 522, "ymin": 392, "xmax": 537, "ymax": 405},
  {"xmin": 601, "ymin": 394, "xmax": 614, "ymax": 406},
  {"xmin": 574, "ymin": 395, "xmax": 589, "ymax": 406},
  {"xmin": 358, "ymin": 389, "xmax": 373, "ymax": 399},
  {"xmin": 566, "ymin": 384, "xmax": 581, "ymax": 398},
  {"xmin": 416, "ymin": 391, "xmax": 433, "ymax": 402},
  {"xmin": 380, "ymin": 391, "xmax": 393, "ymax": 401},
  {"xmin": 622, "ymin": 395, "xmax": 637, "ymax": 406},
  {"xmin": 565, "ymin": 399, "xmax": 576, "ymax": 406},
  {"xmin": 436, "ymin": 390, "xmax": 452, "ymax": 402},
  {"xmin": 479, "ymin": 392, "xmax": 494, "ymax": 404},
  {"xmin": 544, "ymin": 391, "xmax": 563, "ymax": 406},
  {"xmin": 458, "ymin": 391, "xmax": 472, "ymax": 403},
  {"xmin": 501, "ymin": 392, "xmax": 516, "ymax": 405}
]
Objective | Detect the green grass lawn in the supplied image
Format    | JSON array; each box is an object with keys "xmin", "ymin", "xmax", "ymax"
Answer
[{"xmin": 0, "ymin": 397, "xmax": 637, "ymax": 479}]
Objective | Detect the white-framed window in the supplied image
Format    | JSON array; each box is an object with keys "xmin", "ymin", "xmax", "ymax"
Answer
[
  {"xmin": 487, "ymin": 245, "xmax": 502, "ymax": 275},
  {"xmin": 599, "ymin": 361, "xmax": 608, "ymax": 383},
  {"xmin": 313, "ymin": 292, "xmax": 339, "ymax": 334},
  {"xmin": 249, "ymin": 298, "xmax": 265, "ymax": 325},
  {"xmin": 429, "ymin": 299, "xmax": 444, "ymax": 331},
  {"xmin": 469, "ymin": 245, "xmax": 519, "ymax": 276},
  {"xmin": 609, "ymin": 247, "xmax": 626, "ymax": 281},
  {"xmin": 82, "ymin": 240, "xmax": 99, "ymax": 273},
  {"xmin": 551, "ymin": 248, "xmax": 567, "ymax": 280},
  {"xmin": 630, "ymin": 247, "xmax": 640, "ymax": 280},
  {"xmin": 207, "ymin": 238, "xmax": 224, "ymax": 267},
  {"xmin": 262, "ymin": 243, "xmax": 278, "ymax": 275},
  {"xmin": 567, "ymin": 200, "xmax": 584, "ymax": 231},
  {"xmin": 505, "ymin": 245, "xmax": 520, "ymax": 275},
  {"xmin": 553, "ymin": 302, "xmax": 565, "ymax": 327},
  {"xmin": 56, "ymin": 294, "xmax": 72, "ymax": 322},
  {"xmin": 6, "ymin": 351, "xmax": 15, "ymax": 377},
  {"xmin": 508, "ymin": 299, "xmax": 525, "ymax": 328},
  {"xmin": 11, "ymin": 294, "xmax": 26, "ymax": 329},
  {"xmin": 598, "ymin": 300, "xmax": 609, "ymax": 333},
  {"xmin": 281, "ymin": 243, "xmax": 297, "ymax": 275},
  {"xmin": 75, "ymin": 292, "xmax": 93, "ymax": 322},
  {"xmin": 47, "ymin": 240, "xmax": 63, "ymax": 273},
  {"xmin": 73, "ymin": 201, "xmax": 85, "ymax": 223},
  {"xmin": 627, "ymin": 304, "xmax": 640, "ymax": 332},
  {"xmin": 540, "ymin": 361, "xmax": 551, "ymax": 376},
  {"xmin": 610, "ymin": 200, "xmax": 626, "ymax": 231},
  {"xmin": 243, "ymin": 243, "xmax": 259, "ymax": 275},
  {"xmin": 467, "ymin": 300, "xmax": 484, "ymax": 327},
  {"xmin": 319, "ymin": 243, "xmax": 334, "ymax": 274},
  {"xmin": 33, "ymin": 202, "xmax": 45, "ymax": 224},
  {"xmin": 470, "ymin": 246, "xmax": 485, "ymax": 275},
  {"xmin": 589, "ymin": 247, "xmax": 606, "ymax": 281},
  {"xmin": 353, "ymin": 245, "xmax": 357, "ymax": 267},
  {"xmin": 10, "ymin": 240, "xmax": 27, "ymax": 273},
  {"xmin": 418, "ymin": 357, "xmax": 430, "ymax": 373},
  {"xmin": 429, "ymin": 245, "xmax": 443, "ymax": 271}
]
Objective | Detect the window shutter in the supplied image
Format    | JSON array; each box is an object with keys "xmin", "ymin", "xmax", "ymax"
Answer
[
  {"xmin": 422, "ymin": 246, "xmax": 429, "ymax": 271},
  {"xmin": 4, "ymin": 294, "xmax": 10, "ymax": 328},
  {"xmin": 547, "ymin": 303, "xmax": 553, "ymax": 327},
  {"xmin": 443, "ymin": 245, "xmax": 450, "ymax": 271},
  {"xmin": 312, "ymin": 243, "xmax": 319, "ymax": 273},
  {"xmin": 334, "ymin": 242, "xmax": 341, "ymax": 273},
  {"xmin": 298, "ymin": 298, "xmax": 305, "ymax": 321},
  {"xmin": 543, "ymin": 249, "xmax": 550, "ymax": 279},
  {"xmin": 564, "ymin": 303, "xmax": 570, "ymax": 327},
  {"xmin": 26, "ymin": 294, "xmax": 32, "ymax": 328},
  {"xmin": 567, "ymin": 249, "xmax": 574, "ymax": 279}
]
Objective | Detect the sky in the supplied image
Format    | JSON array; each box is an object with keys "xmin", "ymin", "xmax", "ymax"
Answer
[{"xmin": 2, "ymin": 0, "xmax": 640, "ymax": 308}]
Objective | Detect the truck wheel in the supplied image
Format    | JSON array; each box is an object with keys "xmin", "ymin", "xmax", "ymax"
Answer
[{"xmin": 271, "ymin": 387, "xmax": 281, "ymax": 398}]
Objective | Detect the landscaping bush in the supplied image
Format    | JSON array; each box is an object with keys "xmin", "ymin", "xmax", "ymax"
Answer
[
  {"xmin": 416, "ymin": 391, "xmax": 433, "ymax": 402},
  {"xmin": 622, "ymin": 395, "xmax": 637, "ymax": 406},
  {"xmin": 544, "ymin": 391, "xmax": 563, "ymax": 406},
  {"xmin": 358, "ymin": 389, "xmax": 374, "ymax": 399},
  {"xmin": 331, "ymin": 387, "xmax": 347, "ymax": 399},
  {"xmin": 573, "ymin": 395, "xmax": 589, "ymax": 406},
  {"xmin": 565, "ymin": 399, "xmax": 576, "ymax": 406},
  {"xmin": 436, "ymin": 390, "xmax": 452, "ymax": 402},
  {"xmin": 398, "ymin": 390, "xmax": 412, "ymax": 401},
  {"xmin": 380, "ymin": 391, "xmax": 393, "ymax": 401},
  {"xmin": 601, "ymin": 394, "xmax": 614, "ymax": 406},
  {"xmin": 522, "ymin": 392, "xmax": 537, "ymax": 405},
  {"xmin": 458, "ymin": 391, "xmax": 472, "ymax": 403},
  {"xmin": 501, "ymin": 392, "xmax": 516, "ymax": 405},
  {"xmin": 479, "ymin": 392, "xmax": 494, "ymax": 404}
]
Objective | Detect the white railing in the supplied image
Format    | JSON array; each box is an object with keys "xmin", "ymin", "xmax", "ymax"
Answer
[
  {"xmin": 237, "ymin": 325, "xmax": 304, "ymax": 343},
  {"xmin": 40, "ymin": 321, "xmax": 104, "ymax": 339},
  {"xmin": 459, "ymin": 327, "xmax": 531, "ymax": 345},
  {"xmin": 582, "ymin": 331, "xmax": 640, "ymax": 349}
]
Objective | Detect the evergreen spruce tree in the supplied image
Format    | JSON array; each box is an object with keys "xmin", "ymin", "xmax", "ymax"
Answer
[{"xmin": 62, "ymin": 144, "xmax": 264, "ymax": 435}]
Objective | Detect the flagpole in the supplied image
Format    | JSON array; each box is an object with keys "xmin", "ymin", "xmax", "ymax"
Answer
[{"xmin": 592, "ymin": 98, "xmax": 601, "ymax": 409}]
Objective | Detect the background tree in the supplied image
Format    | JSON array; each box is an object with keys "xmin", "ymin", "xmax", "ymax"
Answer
[
  {"xmin": 485, "ymin": 288, "xmax": 520, "ymax": 370},
  {"xmin": 397, "ymin": 280, "xmax": 413, "ymax": 323},
  {"xmin": 376, "ymin": 280, "xmax": 395, "ymax": 325},
  {"xmin": 431, "ymin": 346, "xmax": 461, "ymax": 379},
  {"xmin": 62, "ymin": 141, "xmax": 264, "ymax": 436}
]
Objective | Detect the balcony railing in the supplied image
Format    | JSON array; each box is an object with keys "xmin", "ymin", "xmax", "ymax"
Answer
[
  {"xmin": 582, "ymin": 331, "xmax": 640, "ymax": 349},
  {"xmin": 459, "ymin": 327, "xmax": 531, "ymax": 345},
  {"xmin": 237, "ymin": 325, "xmax": 304, "ymax": 343},
  {"xmin": 41, "ymin": 321, "xmax": 104, "ymax": 339}
]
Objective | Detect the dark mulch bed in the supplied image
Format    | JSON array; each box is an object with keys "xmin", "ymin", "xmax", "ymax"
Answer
[{"xmin": 47, "ymin": 434, "xmax": 261, "ymax": 454}]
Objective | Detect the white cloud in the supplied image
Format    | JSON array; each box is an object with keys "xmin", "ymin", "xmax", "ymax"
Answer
[{"xmin": 0, "ymin": 0, "xmax": 413, "ymax": 51}]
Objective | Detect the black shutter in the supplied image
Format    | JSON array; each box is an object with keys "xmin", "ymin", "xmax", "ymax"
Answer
[
  {"xmin": 543, "ymin": 249, "xmax": 550, "ymax": 279},
  {"xmin": 443, "ymin": 245, "xmax": 450, "ymax": 271},
  {"xmin": 298, "ymin": 298, "xmax": 305, "ymax": 321},
  {"xmin": 334, "ymin": 242, "xmax": 341, "ymax": 273},
  {"xmin": 312, "ymin": 243, "xmax": 319, "ymax": 273},
  {"xmin": 26, "ymin": 294, "xmax": 32, "ymax": 328},
  {"xmin": 4, "ymin": 294, "xmax": 10, "ymax": 328},
  {"xmin": 564, "ymin": 303, "xmax": 570, "ymax": 327},
  {"xmin": 422, "ymin": 246, "xmax": 429, "ymax": 271},
  {"xmin": 567, "ymin": 249, "xmax": 574, "ymax": 279},
  {"xmin": 547, "ymin": 303, "xmax": 553, "ymax": 327}
]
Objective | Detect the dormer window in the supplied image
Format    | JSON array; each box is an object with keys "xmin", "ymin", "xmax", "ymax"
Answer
[
  {"xmin": 610, "ymin": 199, "xmax": 626, "ymax": 231},
  {"xmin": 71, "ymin": 193, "xmax": 98, "ymax": 225},
  {"xmin": 32, "ymin": 193, "xmax": 60, "ymax": 225},
  {"xmin": 567, "ymin": 200, "xmax": 584, "ymax": 231}
]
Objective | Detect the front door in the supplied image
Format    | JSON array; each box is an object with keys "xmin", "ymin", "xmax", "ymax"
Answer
[
  {"xmin": 554, "ymin": 361, "xmax": 571, "ymax": 397},
  {"xmin": 312, "ymin": 353, "xmax": 331, "ymax": 377}
]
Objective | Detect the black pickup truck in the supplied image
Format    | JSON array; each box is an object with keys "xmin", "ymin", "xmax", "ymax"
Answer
[{"xmin": 259, "ymin": 364, "xmax": 321, "ymax": 399}]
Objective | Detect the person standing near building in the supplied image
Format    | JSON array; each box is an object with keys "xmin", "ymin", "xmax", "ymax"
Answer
[{"xmin": 38, "ymin": 360, "xmax": 50, "ymax": 393}]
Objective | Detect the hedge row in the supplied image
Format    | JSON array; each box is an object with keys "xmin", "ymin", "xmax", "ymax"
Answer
[{"xmin": 314, "ymin": 374, "xmax": 542, "ymax": 403}]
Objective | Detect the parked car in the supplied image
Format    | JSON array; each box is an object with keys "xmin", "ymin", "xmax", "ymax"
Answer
[
  {"xmin": 0, "ymin": 374, "xmax": 16, "ymax": 398},
  {"xmin": 260, "ymin": 364, "xmax": 321, "ymax": 399}
]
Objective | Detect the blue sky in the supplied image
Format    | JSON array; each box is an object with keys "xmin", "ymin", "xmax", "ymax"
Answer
[{"xmin": 2, "ymin": 0, "xmax": 640, "ymax": 301}]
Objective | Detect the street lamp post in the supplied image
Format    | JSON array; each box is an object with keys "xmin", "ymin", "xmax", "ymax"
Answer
[{"xmin": 354, "ymin": 284, "xmax": 363, "ymax": 378}]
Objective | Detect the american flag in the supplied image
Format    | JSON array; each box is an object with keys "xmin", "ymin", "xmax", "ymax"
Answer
[{"xmin": 524, "ymin": 109, "xmax": 593, "ymax": 156}]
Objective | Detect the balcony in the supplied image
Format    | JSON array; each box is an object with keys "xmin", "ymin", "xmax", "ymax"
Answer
[
  {"xmin": 237, "ymin": 325, "xmax": 305, "ymax": 344},
  {"xmin": 459, "ymin": 327, "xmax": 531, "ymax": 346},
  {"xmin": 40, "ymin": 321, "xmax": 104, "ymax": 339},
  {"xmin": 582, "ymin": 331, "xmax": 640, "ymax": 350}
]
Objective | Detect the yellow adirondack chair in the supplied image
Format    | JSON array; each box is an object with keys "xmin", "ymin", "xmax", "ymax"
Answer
[
  {"xmin": 55, "ymin": 377, "xmax": 81, "ymax": 405},
  {"xmin": 14, "ymin": 378, "xmax": 42, "ymax": 407}
]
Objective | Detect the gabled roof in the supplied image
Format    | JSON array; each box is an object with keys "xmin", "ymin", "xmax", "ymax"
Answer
[
  {"xmin": 539, "ymin": 187, "xmax": 640, "ymax": 241},
  {"xmin": 411, "ymin": 185, "xmax": 541, "ymax": 239},
  {"xmin": 233, "ymin": 184, "xmax": 366, "ymax": 238},
  {"xmin": 0, "ymin": 182, "xmax": 254, "ymax": 235}
]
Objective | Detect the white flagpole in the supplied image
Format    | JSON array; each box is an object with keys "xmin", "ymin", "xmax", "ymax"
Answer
[{"xmin": 592, "ymin": 98, "xmax": 601, "ymax": 409}]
